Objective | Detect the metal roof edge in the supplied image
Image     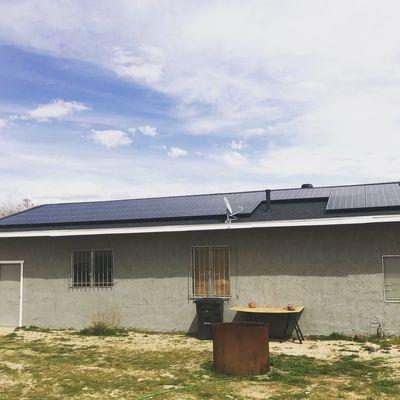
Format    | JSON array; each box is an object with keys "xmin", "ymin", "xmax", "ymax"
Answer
[{"xmin": 1, "ymin": 213, "xmax": 400, "ymax": 238}]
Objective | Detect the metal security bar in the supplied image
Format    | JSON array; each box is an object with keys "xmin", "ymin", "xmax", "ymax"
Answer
[
  {"xmin": 191, "ymin": 246, "xmax": 230, "ymax": 298},
  {"xmin": 71, "ymin": 249, "xmax": 114, "ymax": 288}
]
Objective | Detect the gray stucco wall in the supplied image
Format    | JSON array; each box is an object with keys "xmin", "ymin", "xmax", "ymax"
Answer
[{"xmin": 0, "ymin": 222, "xmax": 399, "ymax": 336}]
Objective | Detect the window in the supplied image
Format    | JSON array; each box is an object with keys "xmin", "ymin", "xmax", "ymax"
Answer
[
  {"xmin": 383, "ymin": 256, "xmax": 400, "ymax": 302},
  {"xmin": 191, "ymin": 246, "xmax": 230, "ymax": 298},
  {"xmin": 71, "ymin": 249, "xmax": 114, "ymax": 288}
]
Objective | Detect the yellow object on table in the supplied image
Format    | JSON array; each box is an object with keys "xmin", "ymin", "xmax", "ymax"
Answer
[{"xmin": 229, "ymin": 306, "xmax": 304, "ymax": 314}]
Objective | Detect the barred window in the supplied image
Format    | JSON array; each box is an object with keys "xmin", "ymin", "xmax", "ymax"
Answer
[
  {"xmin": 71, "ymin": 249, "xmax": 114, "ymax": 288},
  {"xmin": 383, "ymin": 256, "xmax": 400, "ymax": 302},
  {"xmin": 191, "ymin": 246, "xmax": 230, "ymax": 298}
]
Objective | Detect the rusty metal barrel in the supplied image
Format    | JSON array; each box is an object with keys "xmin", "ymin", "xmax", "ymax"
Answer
[{"xmin": 212, "ymin": 322, "xmax": 269, "ymax": 376}]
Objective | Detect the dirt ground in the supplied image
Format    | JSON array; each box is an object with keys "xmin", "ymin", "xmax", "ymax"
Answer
[
  {"xmin": 0, "ymin": 327, "xmax": 400, "ymax": 399},
  {"xmin": 1, "ymin": 327, "xmax": 397, "ymax": 364}
]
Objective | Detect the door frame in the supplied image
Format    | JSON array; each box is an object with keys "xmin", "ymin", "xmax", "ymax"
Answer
[{"xmin": 0, "ymin": 260, "xmax": 24, "ymax": 326}]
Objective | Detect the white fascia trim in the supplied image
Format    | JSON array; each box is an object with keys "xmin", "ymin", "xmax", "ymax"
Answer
[{"xmin": 1, "ymin": 214, "xmax": 400, "ymax": 238}]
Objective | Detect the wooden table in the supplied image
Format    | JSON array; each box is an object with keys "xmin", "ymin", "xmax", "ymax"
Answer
[{"xmin": 229, "ymin": 306, "xmax": 305, "ymax": 343}]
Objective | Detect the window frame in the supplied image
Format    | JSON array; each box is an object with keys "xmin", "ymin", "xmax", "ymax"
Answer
[
  {"xmin": 70, "ymin": 248, "xmax": 115, "ymax": 289},
  {"xmin": 382, "ymin": 255, "xmax": 400, "ymax": 303},
  {"xmin": 190, "ymin": 245, "xmax": 231, "ymax": 299}
]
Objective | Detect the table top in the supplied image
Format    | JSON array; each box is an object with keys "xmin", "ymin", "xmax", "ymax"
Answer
[{"xmin": 229, "ymin": 306, "xmax": 304, "ymax": 314}]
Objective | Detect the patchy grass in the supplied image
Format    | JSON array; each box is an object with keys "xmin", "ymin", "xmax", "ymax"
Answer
[
  {"xmin": 0, "ymin": 330, "xmax": 399, "ymax": 399},
  {"xmin": 15, "ymin": 325, "xmax": 52, "ymax": 333},
  {"xmin": 307, "ymin": 332, "xmax": 351, "ymax": 341},
  {"xmin": 78, "ymin": 321, "xmax": 128, "ymax": 337},
  {"xmin": 308, "ymin": 331, "xmax": 400, "ymax": 350},
  {"xmin": 3, "ymin": 332, "xmax": 18, "ymax": 339}
]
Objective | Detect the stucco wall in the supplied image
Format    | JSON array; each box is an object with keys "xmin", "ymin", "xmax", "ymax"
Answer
[{"xmin": 0, "ymin": 222, "xmax": 399, "ymax": 335}]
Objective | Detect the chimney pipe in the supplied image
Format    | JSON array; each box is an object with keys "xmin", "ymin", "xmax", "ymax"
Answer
[{"xmin": 265, "ymin": 189, "xmax": 271, "ymax": 211}]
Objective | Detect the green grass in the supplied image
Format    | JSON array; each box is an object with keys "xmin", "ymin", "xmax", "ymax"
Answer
[
  {"xmin": 15, "ymin": 325, "xmax": 52, "ymax": 333},
  {"xmin": 307, "ymin": 331, "xmax": 400, "ymax": 351},
  {"xmin": 307, "ymin": 332, "xmax": 351, "ymax": 341},
  {"xmin": 0, "ymin": 330, "xmax": 399, "ymax": 399}
]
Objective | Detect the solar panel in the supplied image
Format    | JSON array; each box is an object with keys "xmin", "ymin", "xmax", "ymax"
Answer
[
  {"xmin": 326, "ymin": 183, "xmax": 400, "ymax": 211},
  {"xmin": 326, "ymin": 186, "xmax": 365, "ymax": 210},
  {"xmin": 271, "ymin": 189, "xmax": 299, "ymax": 201},
  {"xmin": 271, "ymin": 187, "xmax": 331, "ymax": 201},
  {"xmin": 365, "ymin": 184, "xmax": 400, "ymax": 208},
  {"xmin": 296, "ymin": 187, "xmax": 332, "ymax": 199}
]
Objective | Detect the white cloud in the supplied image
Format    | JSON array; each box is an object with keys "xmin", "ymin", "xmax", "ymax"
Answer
[
  {"xmin": 0, "ymin": 118, "xmax": 7, "ymax": 128},
  {"xmin": 89, "ymin": 129, "xmax": 133, "ymax": 148},
  {"xmin": 223, "ymin": 151, "xmax": 247, "ymax": 168},
  {"xmin": 21, "ymin": 99, "xmax": 90, "ymax": 122},
  {"xmin": 111, "ymin": 46, "xmax": 163, "ymax": 84},
  {"xmin": 167, "ymin": 147, "xmax": 187, "ymax": 158},
  {"xmin": 128, "ymin": 125, "xmax": 158, "ymax": 137},
  {"xmin": 137, "ymin": 125, "xmax": 157, "ymax": 137},
  {"xmin": 0, "ymin": 134, "xmax": 257, "ymax": 203},
  {"xmin": 229, "ymin": 140, "xmax": 247, "ymax": 150}
]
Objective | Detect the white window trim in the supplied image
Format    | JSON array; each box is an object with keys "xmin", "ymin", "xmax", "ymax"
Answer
[
  {"xmin": 382, "ymin": 255, "xmax": 400, "ymax": 303},
  {"xmin": 0, "ymin": 260, "xmax": 24, "ymax": 327},
  {"xmin": 70, "ymin": 248, "xmax": 114, "ymax": 289},
  {"xmin": 190, "ymin": 245, "xmax": 231, "ymax": 300}
]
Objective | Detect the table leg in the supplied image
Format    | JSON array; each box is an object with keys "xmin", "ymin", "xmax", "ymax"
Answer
[
  {"xmin": 294, "ymin": 315, "xmax": 304, "ymax": 342},
  {"xmin": 291, "ymin": 314, "xmax": 304, "ymax": 344},
  {"xmin": 280, "ymin": 314, "xmax": 291, "ymax": 343}
]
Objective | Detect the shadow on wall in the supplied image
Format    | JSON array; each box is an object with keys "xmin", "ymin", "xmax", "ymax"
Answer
[
  {"xmin": 231, "ymin": 312, "xmax": 297, "ymax": 339},
  {"xmin": 188, "ymin": 315, "xmax": 198, "ymax": 335}
]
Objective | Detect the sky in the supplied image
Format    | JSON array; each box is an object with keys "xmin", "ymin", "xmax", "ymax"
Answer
[{"xmin": 0, "ymin": 0, "xmax": 400, "ymax": 204}]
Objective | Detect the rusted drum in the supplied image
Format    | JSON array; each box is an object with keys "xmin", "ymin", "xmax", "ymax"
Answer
[{"xmin": 212, "ymin": 322, "xmax": 269, "ymax": 376}]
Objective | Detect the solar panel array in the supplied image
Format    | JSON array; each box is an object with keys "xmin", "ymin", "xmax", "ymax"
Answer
[
  {"xmin": 326, "ymin": 183, "xmax": 400, "ymax": 211},
  {"xmin": 0, "ymin": 183, "xmax": 400, "ymax": 227},
  {"xmin": 0, "ymin": 191, "xmax": 266, "ymax": 226}
]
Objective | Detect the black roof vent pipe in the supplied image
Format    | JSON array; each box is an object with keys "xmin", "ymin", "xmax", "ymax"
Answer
[
  {"xmin": 265, "ymin": 189, "xmax": 271, "ymax": 211},
  {"xmin": 301, "ymin": 183, "xmax": 313, "ymax": 189}
]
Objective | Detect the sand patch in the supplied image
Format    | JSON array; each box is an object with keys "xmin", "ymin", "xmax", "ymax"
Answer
[{"xmin": 269, "ymin": 339, "xmax": 400, "ymax": 365}]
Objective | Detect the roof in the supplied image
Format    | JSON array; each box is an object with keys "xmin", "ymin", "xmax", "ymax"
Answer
[{"xmin": 1, "ymin": 181, "xmax": 400, "ymax": 232}]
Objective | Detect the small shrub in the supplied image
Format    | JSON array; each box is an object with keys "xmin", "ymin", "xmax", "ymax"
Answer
[
  {"xmin": 307, "ymin": 332, "xmax": 351, "ymax": 341},
  {"xmin": 15, "ymin": 325, "xmax": 51, "ymax": 333},
  {"xmin": 78, "ymin": 321, "xmax": 128, "ymax": 336},
  {"xmin": 307, "ymin": 332, "xmax": 400, "ymax": 347},
  {"xmin": 4, "ymin": 332, "xmax": 18, "ymax": 339}
]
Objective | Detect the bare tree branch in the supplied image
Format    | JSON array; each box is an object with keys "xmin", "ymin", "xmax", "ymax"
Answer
[{"xmin": 0, "ymin": 198, "xmax": 36, "ymax": 218}]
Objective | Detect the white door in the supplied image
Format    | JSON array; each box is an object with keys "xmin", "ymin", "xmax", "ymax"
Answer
[{"xmin": 0, "ymin": 264, "xmax": 20, "ymax": 326}]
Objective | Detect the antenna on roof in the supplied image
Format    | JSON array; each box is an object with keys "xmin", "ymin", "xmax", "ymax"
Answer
[{"xmin": 224, "ymin": 197, "xmax": 243, "ymax": 224}]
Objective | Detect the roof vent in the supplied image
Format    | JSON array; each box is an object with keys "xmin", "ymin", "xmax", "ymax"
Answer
[
  {"xmin": 301, "ymin": 183, "xmax": 313, "ymax": 189},
  {"xmin": 265, "ymin": 189, "xmax": 271, "ymax": 211}
]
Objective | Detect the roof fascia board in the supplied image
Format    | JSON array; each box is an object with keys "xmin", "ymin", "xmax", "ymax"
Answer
[{"xmin": 1, "ymin": 214, "xmax": 400, "ymax": 238}]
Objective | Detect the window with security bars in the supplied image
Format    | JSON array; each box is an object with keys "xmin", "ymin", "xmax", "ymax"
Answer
[
  {"xmin": 383, "ymin": 256, "xmax": 400, "ymax": 302},
  {"xmin": 71, "ymin": 249, "xmax": 114, "ymax": 288},
  {"xmin": 191, "ymin": 246, "xmax": 230, "ymax": 298}
]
